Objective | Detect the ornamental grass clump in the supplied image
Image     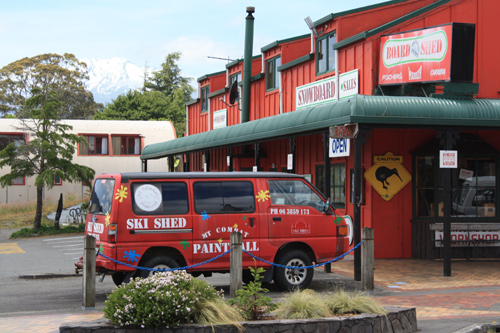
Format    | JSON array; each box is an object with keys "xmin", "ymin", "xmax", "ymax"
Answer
[
  {"xmin": 275, "ymin": 289, "xmax": 332, "ymax": 319},
  {"xmin": 276, "ymin": 289, "xmax": 387, "ymax": 320},
  {"xmin": 103, "ymin": 270, "xmax": 242, "ymax": 329},
  {"xmin": 325, "ymin": 290, "xmax": 387, "ymax": 316}
]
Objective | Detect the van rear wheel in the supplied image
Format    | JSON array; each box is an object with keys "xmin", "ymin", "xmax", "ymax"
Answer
[
  {"xmin": 273, "ymin": 250, "xmax": 314, "ymax": 291},
  {"xmin": 136, "ymin": 256, "xmax": 179, "ymax": 278},
  {"xmin": 111, "ymin": 272, "xmax": 126, "ymax": 286}
]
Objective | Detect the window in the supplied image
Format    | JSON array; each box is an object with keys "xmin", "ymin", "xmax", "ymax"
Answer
[
  {"xmin": 269, "ymin": 179, "xmax": 326, "ymax": 211},
  {"xmin": 132, "ymin": 182, "xmax": 189, "ymax": 215},
  {"xmin": 11, "ymin": 176, "xmax": 25, "ymax": 186},
  {"xmin": 193, "ymin": 181, "xmax": 255, "ymax": 214},
  {"xmin": 230, "ymin": 73, "xmax": 241, "ymax": 102},
  {"xmin": 201, "ymin": 86, "xmax": 209, "ymax": 112},
  {"xmin": 54, "ymin": 176, "xmax": 62, "ymax": 186},
  {"xmin": 0, "ymin": 133, "xmax": 25, "ymax": 151},
  {"xmin": 266, "ymin": 56, "xmax": 281, "ymax": 91},
  {"xmin": 79, "ymin": 135, "xmax": 108, "ymax": 155},
  {"xmin": 414, "ymin": 134, "xmax": 497, "ymax": 219},
  {"xmin": 111, "ymin": 136, "xmax": 141, "ymax": 155},
  {"xmin": 317, "ymin": 31, "xmax": 337, "ymax": 74},
  {"xmin": 316, "ymin": 163, "xmax": 346, "ymax": 209},
  {"xmin": 89, "ymin": 178, "xmax": 116, "ymax": 214}
]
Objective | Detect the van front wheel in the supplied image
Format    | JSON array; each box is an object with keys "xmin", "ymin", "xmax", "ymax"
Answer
[
  {"xmin": 136, "ymin": 256, "xmax": 179, "ymax": 278},
  {"xmin": 273, "ymin": 250, "xmax": 314, "ymax": 291}
]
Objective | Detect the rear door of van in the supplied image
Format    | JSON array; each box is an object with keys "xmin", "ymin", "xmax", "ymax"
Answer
[{"xmin": 191, "ymin": 178, "xmax": 260, "ymax": 271}]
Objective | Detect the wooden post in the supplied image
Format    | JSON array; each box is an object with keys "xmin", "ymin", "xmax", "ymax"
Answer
[
  {"xmin": 230, "ymin": 231, "xmax": 243, "ymax": 298},
  {"xmin": 82, "ymin": 235, "xmax": 96, "ymax": 310},
  {"xmin": 361, "ymin": 227, "xmax": 374, "ymax": 291}
]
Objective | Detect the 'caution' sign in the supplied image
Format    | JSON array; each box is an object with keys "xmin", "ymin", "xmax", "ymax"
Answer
[{"xmin": 364, "ymin": 152, "xmax": 411, "ymax": 201}]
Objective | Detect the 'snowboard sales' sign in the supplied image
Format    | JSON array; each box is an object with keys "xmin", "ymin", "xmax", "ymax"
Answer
[
  {"xmin": 379, "ymin": 24, "xmax": 453, "ymax": 85},
  {"xmin": 296, "ymin": 69, "xmax": 358, "ymax": 109}
]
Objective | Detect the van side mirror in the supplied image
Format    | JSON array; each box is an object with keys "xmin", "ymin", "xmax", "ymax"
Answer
[{"xmin": 323, "ymin": 198, "xmax": 331, "ymax": 213}]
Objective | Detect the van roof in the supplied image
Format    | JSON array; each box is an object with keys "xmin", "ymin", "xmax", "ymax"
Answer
[{"xmin": 100, "ymin": 172, "xmax": 306, "ymax": 181}]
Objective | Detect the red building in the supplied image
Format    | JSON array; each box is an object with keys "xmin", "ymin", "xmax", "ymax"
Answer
[{"xmin": 142, "ymin": 0, "xmax": 500, "ymax": 265}]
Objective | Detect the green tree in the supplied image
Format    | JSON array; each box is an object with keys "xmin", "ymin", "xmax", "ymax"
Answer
[
  {"xmin": 0, "ymin": 53, "xmax": 102, "ymax": 119},
  {"xmin": 95, "ymin": 52, "xmax": 194, "ymax": 137},
  {"xmin": 0, "ymin": 89, "xmax": 95, "ymax": 230}
]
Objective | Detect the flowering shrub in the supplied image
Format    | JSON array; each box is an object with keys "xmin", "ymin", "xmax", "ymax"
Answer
[{"xmin": 103, "ymin": 270, "xmax": 223, "ymax": 328}]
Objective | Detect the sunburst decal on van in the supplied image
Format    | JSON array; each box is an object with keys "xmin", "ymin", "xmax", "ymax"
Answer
[
  {"xmin": 217, "ymin": 238, "xmax": 223, "ymax": 244},
  {"xmin": 123, "ymin": 250, "xmax": 140, "ymax": 262},
  {"xmin": 114, "ymin": 185, "xmax": 128, "ymax": 202},
  {"xmin": 105, "ymin": 212, "xmax": 110, "ymax": 226},
  {"xmin": 256, "ymin": 190, "xmax": 270, "ymax": 202}
]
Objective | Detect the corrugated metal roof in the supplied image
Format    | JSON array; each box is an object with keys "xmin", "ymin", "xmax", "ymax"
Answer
[{"xmin": 141, "ymin": 95, "xmax": 500, "ymax": 160}]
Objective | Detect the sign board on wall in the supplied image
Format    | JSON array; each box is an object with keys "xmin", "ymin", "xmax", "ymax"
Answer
[
  {"xmin": 439, "ymin": 150, "xmax": 458, "ymax": 168},
  {"xmin": 364, "ymin": 152, "xmax": 412, "ymax": 201},
  {"xmin": 379, "ymin": 23, "xmax": 475, "ymax": 85},
  {"xmin": 296, "ymin": 69, "xmax": 359, "ymax": 109},
  {"xmin": 213, "ymin": 109, "xmax": 227, "ymax": 129}
]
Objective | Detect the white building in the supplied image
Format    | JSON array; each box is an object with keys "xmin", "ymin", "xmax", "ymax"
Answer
[{"xmin": 0, "ymin": 119, "xmax": 176, "ymax": 204}]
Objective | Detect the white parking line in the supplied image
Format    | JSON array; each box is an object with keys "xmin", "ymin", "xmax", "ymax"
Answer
[
  {"xmin": 53, "ymin": 244, "xmax": 83, "ymax": 248},
  {"xmin": 43, "ymin": 236, "xmax": 83, "ymax": 241}
]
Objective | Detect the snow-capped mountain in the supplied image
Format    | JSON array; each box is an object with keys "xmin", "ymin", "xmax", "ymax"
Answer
[{"xmin": 82, "ymin": 58, "xmax": 147, "ymax": 105}]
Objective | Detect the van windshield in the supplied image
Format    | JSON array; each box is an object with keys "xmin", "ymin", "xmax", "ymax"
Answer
[{"xmin": 89, "ymin": 179, "xmax": 115, "ymax": 214}]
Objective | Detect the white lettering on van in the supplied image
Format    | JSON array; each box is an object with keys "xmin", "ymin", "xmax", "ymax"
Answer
[
  {"xmin": 126, "ymin": 218, "xmax": 149, "ymax": 230},
  {"xmin": 87, "ymin": 222, "xmax": 104, "ymax": 234},
  {"xmin": 153, "ymin": 218, "xmax": 187, "ymax": 229},
  {"xmin": 193, "ymin": 241, "xmax": 259, "ymax": 254},
  {"xmin": 215, "ymin": 227, "xmax": 249, "ymax": 238},
  {"xmin": 201, "ymin": 231, "xmax": 212, "ymax": 239}
]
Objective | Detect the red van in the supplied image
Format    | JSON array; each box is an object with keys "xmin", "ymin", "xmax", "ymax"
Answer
[{"xmin": 86, "ymin": 172, "xmax": 349, "ymax": 290}]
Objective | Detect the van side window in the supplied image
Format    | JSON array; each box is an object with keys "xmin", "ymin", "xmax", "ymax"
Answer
[
  {"xmin": 131, "ymin": 182, "xmax": 188, "ymax": 215},
  {"xmin": 89, "ymin": 179, "xmax": 115, "ymax": 214},
  {"xmin": 269, "ymin": 180, "xmax": 325, "ymax": 211},
  {"xmin": 193, "ymin": 181, "xmax": 255, "ymax": 214}
]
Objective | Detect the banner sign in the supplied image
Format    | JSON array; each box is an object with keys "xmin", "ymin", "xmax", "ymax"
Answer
[
  {"xmin": 296, "ymin": 69, "xmax": 358, "ymax": 109},
  {"xmin": 435, "ymin": 231, "xmax": 500, "ymax": 247},
  {"xmin": 379, "ymin": 24, "xmax": 453, "ymax": 85}
]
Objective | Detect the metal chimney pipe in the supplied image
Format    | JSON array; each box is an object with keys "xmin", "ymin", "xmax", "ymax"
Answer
[{"xmin": 241, "ymin": 6, "xmax": 255, "ymax": 123}]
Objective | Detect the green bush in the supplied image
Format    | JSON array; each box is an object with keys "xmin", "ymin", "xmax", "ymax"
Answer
[
  {"xmin": 228, "ymin": 264, "xmax": 278, "ymax": 321},
  {"xmin": 103, "ymin": 271, "xmax": 233, "ymax": 328}
]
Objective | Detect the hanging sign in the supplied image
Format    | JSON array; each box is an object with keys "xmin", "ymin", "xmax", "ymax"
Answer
[
  {"xmin": 364, "ymin": 152, "xmax": 412, "ymax": 201},
  {"xmin": 329, "ymin": 138, "xmax": 350, "ymax": 158},
  {"xmin": 329, "ymin": 123, "xmax": 358, "ymax": 139}
]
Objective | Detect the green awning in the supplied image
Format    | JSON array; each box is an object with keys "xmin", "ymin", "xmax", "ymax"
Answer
[{"xmin": 141, "ymin": 94, "xmax": 500, "ymax": 160}]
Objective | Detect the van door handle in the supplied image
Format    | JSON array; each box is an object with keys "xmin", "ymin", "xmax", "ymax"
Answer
[
  {"xmin": 273, "ymin": 217, "xmax": 281, "ymax": 221},
  {"xmin": 249, "ymin": 217, "xmax": 255, "ymax": 228}
]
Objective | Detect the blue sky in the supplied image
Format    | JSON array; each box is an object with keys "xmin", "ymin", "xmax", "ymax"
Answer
[{"xmin": 2, "ymin": 0, "xmax": 387, "ymax": 80}]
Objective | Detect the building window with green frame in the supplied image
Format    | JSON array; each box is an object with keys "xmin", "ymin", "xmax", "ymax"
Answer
[
  {"xmin": 315, "ymin": 163, "xmax": 346, "ymax": 209},
  {"xmin": 266, "ymin": 56, "xmax": 281, "ymax": 91},
  {"xmin": 201, "ymin": 86, "xmax": 209, "ymax": 113},
  {"xmin": 317, "ymin": 31, "xmax": 337, "ymax": 75}
]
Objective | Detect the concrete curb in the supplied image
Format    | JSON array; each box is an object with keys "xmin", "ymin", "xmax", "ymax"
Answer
[
  {"xmin": 454, "ymin": 323, "xmax": 500, "ymax": 333},
  {"xmin": 59, "ymin": 306, "xmax": 417, "ymax": 333}
]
